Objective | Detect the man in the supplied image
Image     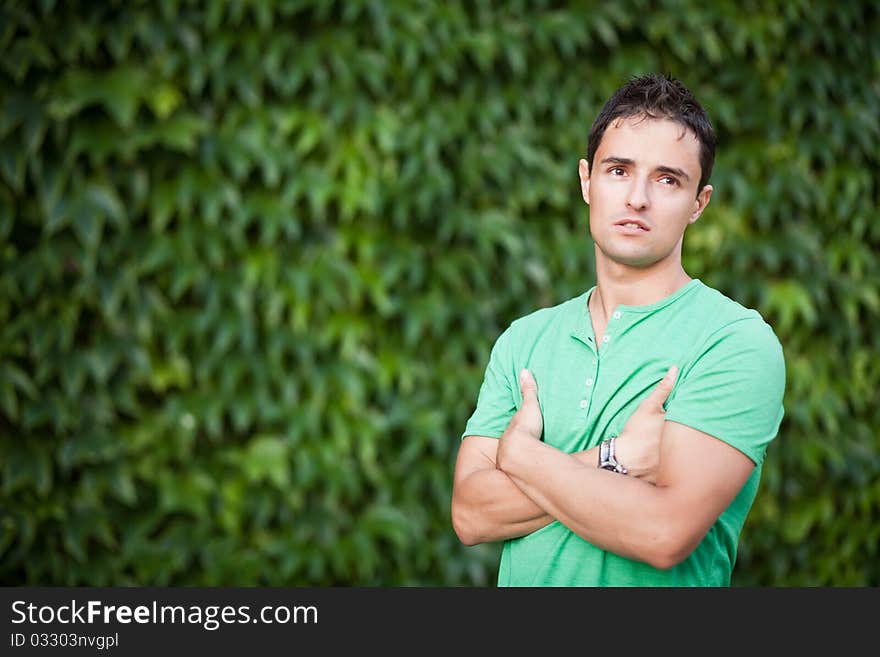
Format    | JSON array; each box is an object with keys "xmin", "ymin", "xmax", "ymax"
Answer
[{"xmin": 451, "ymin": 74, "xmax": 785, "ymax": 586}]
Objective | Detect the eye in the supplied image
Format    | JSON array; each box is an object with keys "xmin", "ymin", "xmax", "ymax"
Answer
[
  {"xmin": 659, "ymin": 175, "xmax": 679, "ymax": 186},
  {"xmin": 609, "ymin": 166, "xmax": 626, "ymax": 176}
]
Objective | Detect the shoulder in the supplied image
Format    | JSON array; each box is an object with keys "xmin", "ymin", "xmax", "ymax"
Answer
[
  {"xmin": 502, "ymin": 292, "xmax": 588, "ymax": 343},
  {"xmin": 666, "ymin": 283, "xmax": 786, "ymax": 463},
  {"xmin": 690, "ymin": 282, "xmax": 763, "ymax": 323},
  {"xmin": 689, "ymin": 282, "xmax": 785, "ymax": 368}
]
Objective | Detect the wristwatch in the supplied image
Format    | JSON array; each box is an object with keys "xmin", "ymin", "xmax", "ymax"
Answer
[{"xmin": 598, "ymin": 436, "xmax": 628, "ymax": 475}]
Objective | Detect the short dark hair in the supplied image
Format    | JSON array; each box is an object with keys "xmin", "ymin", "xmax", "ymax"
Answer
[{"xmin": 587, "ymin": 74, "xmax": 716, "ymax": 192}]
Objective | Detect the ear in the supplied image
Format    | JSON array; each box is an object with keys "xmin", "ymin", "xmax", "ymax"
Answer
[
  {"xmin": 689, "ymin": 184, "xmax": 713, "ymax": 224},
  {"xmin": 578, "ymin": 158, "xmax": 591, "ymax": 204}
]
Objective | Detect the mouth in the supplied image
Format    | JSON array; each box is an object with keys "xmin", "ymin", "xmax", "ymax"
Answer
[{"xmin": 614, "ymin": 218, "xmax": 650, "ymax": 233}]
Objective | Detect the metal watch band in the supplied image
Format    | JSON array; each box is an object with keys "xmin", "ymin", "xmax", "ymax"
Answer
[
  {"xmin": 598, "ymin": 436, "xmax": 628, "ymax": 475},
  {"xmin": 599, "ymin": 438, "xmax": 611, "ymax": 468}
]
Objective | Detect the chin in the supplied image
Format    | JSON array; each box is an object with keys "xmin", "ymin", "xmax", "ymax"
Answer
[
  {"xmin": 598, "ymin": 245, "xmax": 657, "ymax": 268},
  {"xmin": 612, "ymin": 256, "xmax": 657, "ymax": 268}
]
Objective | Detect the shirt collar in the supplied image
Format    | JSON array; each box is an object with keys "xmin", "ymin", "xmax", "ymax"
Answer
[{"xmin": 568, "ymin": 279, "xmax": 703, "ymax": 344}]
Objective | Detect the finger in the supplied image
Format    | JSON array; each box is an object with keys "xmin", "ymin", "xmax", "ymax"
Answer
[
  {"xmin": 519, "ymin": 368, "xmax": 538, "ymax": 404},
  {"xmin": 648, "ymin": 365, "xmax": 678, "ymax": 409}
]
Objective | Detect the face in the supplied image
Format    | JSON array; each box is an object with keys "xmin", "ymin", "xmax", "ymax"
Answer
[{"xmin": 578, "ymin": 116, "xmax": 712, "ymax": 269}]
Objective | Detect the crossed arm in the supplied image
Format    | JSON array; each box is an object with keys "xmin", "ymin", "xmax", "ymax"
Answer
[{"xmin": 450, "ymin": 368, "xmax": 755, "ymax": 570}]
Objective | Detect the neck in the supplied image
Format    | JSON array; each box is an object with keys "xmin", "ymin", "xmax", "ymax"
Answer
[{"xmin": 591, "ymin": 249, "xmax": 692, "ymax": 318}]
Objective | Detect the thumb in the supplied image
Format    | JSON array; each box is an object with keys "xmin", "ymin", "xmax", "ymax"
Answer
[
  {"xmin": 649, "ymin": 365, "xmax": 678, "ymax": 409},
  {"xmin": 519, "ymin": 368, "xmax": 538, "ymax": 403}
]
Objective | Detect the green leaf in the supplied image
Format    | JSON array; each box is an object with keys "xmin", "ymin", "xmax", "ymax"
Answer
[{"xmin": 51, "ymin": 66, "xmax": 149, "ymax": 127}]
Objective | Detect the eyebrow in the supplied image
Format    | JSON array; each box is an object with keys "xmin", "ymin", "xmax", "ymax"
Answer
[{"xmin": 600, "ymin": 157, "xmax": 691, "ymax": 182}]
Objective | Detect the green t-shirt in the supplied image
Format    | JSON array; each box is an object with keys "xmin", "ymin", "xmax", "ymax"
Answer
[{"xmin": 462, "ymin": 279, "xmax": 786, "ymax": 586}]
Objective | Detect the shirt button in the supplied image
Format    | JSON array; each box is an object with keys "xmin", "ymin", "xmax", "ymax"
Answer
[
  {"xmin": 579, "ymin": 399, "xmax": 589, "ymax": 409},
  {"xmin": 612, "ymin": 311, "xmax": 621, "ymax": 319},
  {"xmin": 602, "ymin": 335, "xmax": 610, "ymax": 343},
  {"xmin": 585, "ymin": 378, "xmax": 594, "ymax": 386}
]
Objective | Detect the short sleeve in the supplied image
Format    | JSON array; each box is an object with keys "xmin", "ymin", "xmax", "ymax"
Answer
[
  {"xmin": 664, "ymin": 317, "xmax": 786, "ymax": 466},
  {"xmin": 461, "ymin": 326, "xmax": 517, "ymax": 440}
]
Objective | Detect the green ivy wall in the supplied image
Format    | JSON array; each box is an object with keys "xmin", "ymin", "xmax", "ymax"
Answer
[{"xmin": 1, "ymin": 0, "xmax": 878, "ymax": 585}]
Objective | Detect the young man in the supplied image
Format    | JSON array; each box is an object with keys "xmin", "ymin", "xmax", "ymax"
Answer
[{"xmin": 451, "ymin": 74, "xmax": 786, "ymax": 586}]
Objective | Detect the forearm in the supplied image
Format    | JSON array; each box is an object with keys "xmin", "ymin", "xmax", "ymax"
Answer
[
  {"xmin": 452, "ymin": 444, "xmax": 603, "ymax": 545},
  {"xmin": 500, "ymin": 434, "xmax": 673, "ymax": 567},
  {"xmin": 452, "ymin": 466, "xmax": 554, "ymax": 545}
]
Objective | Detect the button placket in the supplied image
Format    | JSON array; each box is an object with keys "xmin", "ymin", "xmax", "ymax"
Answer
[{"xmin": 580, "ymin": 358, "xmax": 598, "ymax": 413}]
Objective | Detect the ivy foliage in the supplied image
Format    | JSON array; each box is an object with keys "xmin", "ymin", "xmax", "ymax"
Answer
[{"xmin": 1, "ymin": 0, "xmax": 878, "ymax": 585}]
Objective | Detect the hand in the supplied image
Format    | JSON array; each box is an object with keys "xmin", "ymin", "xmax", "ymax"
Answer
[
  {"xmin": 614, "ymin": 365, "xmax": 678, "ymax": 483},
  {"xmin": 496, "ymin": 369, "xmax": 543, "ymax": 471}
]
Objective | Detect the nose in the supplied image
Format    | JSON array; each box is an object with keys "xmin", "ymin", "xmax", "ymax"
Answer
[{"xmin": 626, "ymin": 178, "xmax": 650, "ymax": 211}]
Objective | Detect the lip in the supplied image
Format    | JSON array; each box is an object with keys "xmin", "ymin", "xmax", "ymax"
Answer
[
  {"xmin": 614, "ymin": 218, "xmax": 650, "ymax": 233},
  {"xmin": 614, "ymin": 224, "xmax": 649, "ymax": 235}
]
